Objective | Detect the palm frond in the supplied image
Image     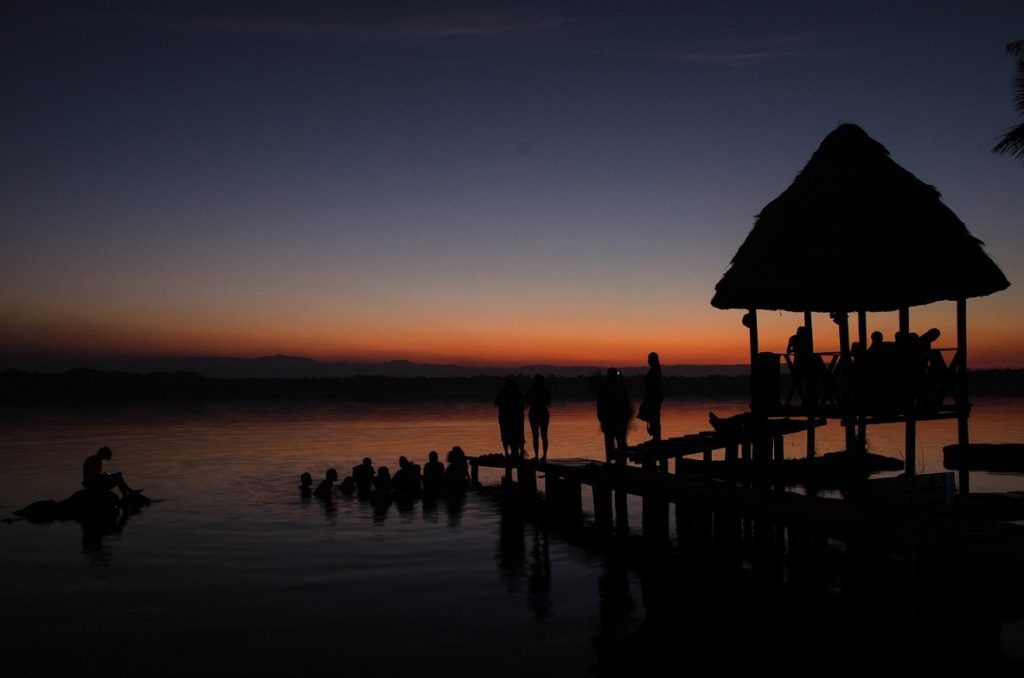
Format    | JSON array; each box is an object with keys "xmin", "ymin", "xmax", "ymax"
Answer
[
  {"xmin": 993, "ymin": 39, "xmax": 1024, "ymax": 160},
  {"xmin": 992, "ymin": 123, "xmax": 1024, "ymax": 159}
]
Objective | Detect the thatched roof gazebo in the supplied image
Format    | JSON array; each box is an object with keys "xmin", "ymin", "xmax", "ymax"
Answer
[
  {"xmin": 712, "ymin": 123, "xmax": 1008, "ymax": 312},
  {"xmin": 711, "ymin": 124, "xmax": 1010, "ymax": 494}
]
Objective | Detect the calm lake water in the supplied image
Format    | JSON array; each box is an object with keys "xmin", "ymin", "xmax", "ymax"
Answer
[{"xmin": 2, "ymin": 397, "xmax": 1023, "ymax": 676}]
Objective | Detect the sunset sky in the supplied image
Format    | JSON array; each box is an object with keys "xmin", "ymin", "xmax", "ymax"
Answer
[{"xmin": 2, "ymin": 1, "xmax": 1023, "ymax": 369}]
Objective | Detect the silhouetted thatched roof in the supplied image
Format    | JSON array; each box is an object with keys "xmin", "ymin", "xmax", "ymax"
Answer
[{"xmin": 711, "ymin": 124, "xmax": 1010, "ymax": 312}]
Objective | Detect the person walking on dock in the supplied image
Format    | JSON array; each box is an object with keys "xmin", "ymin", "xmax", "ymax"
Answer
[
  {"xmin": 525, "ymin": 373, "xmax": 551, "ymax": 462},
  {"xmin": 637, "ymin": 352, "xmax": 663, "ymax": 441},
  {"xmin": 597, "ymin": 368, "xmax": 632, "ymax": 464},
  {"xmin": 495, "ymin": 378, "xmax": 526, "ymax": 459}
]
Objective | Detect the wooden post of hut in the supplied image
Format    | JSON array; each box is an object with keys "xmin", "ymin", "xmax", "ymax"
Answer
[
  {"xmin": 746, "ymin": 309, "xmax": 759, "ymax": 415},
  {"xmin": 957, "ymin": 298, "xmax": 970, "ymax": 496},
  {"xmin": 856, "ymin": 310, "xmax": 868, "ymax": 450},
  {"xmin": 836, "ymin": 312, "xmax": 859, "ymax": 456},
  {"xmin": 900, "ymin": 306, "xmax": 916, "ymax": 476},
  {"xmin": 805, "ymin": 310, "xmax": 816, "ymax": 458}
]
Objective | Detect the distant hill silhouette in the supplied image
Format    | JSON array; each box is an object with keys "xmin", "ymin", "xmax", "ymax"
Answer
[
  {"xmin": 0, "ymin": 354, "xmax": 750, "ymax": 380},
  {"xmin": 1, "ymin": 368, "xmax": 1021, "ymax": 404}
]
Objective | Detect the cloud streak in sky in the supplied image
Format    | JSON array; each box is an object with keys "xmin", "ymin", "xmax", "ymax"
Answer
[
  {"xmin": 44, "ymin": 6, "xmax": 571, "ymax": 44},
  {"xmin": 659, "ymin": 36, "xmax": 819, "ymax": 63}
]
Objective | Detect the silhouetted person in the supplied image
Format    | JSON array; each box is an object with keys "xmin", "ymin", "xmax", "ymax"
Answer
[
  {"xmin": 423, "ymin": 450, "xmax": 445, "ymax": 490},
  {"xmin": 444, "ymin": 445, "xmax": 471, "ymax": 489},
  {"xmin": 637, "ymin": 352, "xmax": 663, "ymax": 441},
  {"xmin": 299, "ymin": 472, "xmax": 313, "ymax": 497},
  {"xmin": 920, "ymin": 328, "xmax": 948, "ymax": 408},
  {"xmin": 373, "ymin": 466, "xmax": 392, "ymax": 493},
  {"xmin": 597, "ymin": 368, "xmax": 632, "ymax": 464},
  {"xmin": 495, "ymin": 379, "xmax": 526, "ymax": 459},
  {"xmin": 393, "ymin": 456, "xmax": 421, "ymax": 493},
  {"xmin": 525, "ymin": 374, "xmax": 551, "ymax": 461},
  {"xmin": 314, "ymin": 468, "xmax": 338, "ymax": 499},
  {"xmin": 82, "ymin": 446, "xmax": 139, "ymax": 496},
  {"xmin": 786, "ymin": 325, "xmax": 814, "ymax": 404},
  {"xmin": 868, "ymin": 330, "xmax": 884, "ymax": 353},
  {"xmin": 352, "ymin": 457, "xmax": 374, "ymax": 493}
]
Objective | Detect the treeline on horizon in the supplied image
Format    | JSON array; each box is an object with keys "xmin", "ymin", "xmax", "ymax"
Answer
[{"xmin": 2, "ymin": 368, "xmax": 1024, "ymax": 403}]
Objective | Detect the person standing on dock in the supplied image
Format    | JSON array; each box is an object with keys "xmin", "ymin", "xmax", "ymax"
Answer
[
  {"xmin": 525, "ymin": 373, "xmax": 551, "ymax": 462},
  {"xmin": 495, "ymin": 378, "xmax": 526, "ymax": 459},
  {"xmin": 637, "ymin": 352, "xmax": 663, "ymax": 441},
  {"xmin": 597, "ymin": 368, "xmax": 632, "ymax": 463}
]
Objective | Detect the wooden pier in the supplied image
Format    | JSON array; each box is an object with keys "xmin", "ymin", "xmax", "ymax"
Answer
[{"xmin": 468, "ymin": 448, "xmax": 1024, "ymax": 598}]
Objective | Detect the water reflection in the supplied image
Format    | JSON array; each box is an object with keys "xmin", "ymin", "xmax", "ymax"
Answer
[
  {"xmin": 80, "ymin": 511, "xmax": 132, "ymax": 567},
  {"xmin": 496, "ymin": 502, "xmax": 553, "ymax": 621}
]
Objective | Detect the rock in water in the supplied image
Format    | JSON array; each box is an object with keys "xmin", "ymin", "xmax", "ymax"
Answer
[{"xmin": 14, "ymin": 500, "xmax": 60, "ymax": 523}]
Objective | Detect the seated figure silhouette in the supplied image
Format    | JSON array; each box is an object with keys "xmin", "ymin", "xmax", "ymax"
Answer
[
  {"xmin": 373, "ymin": 466, "xmax": 392, "ymax": 493},
  {"xmin": 868, "ymin": 330, "xmax": 884, "ymax": 353},
  {"xmin": 392, "ymin": 456, "xmax": 422, "ymax": 494},
  {"xmin": 785, "ymin": 326, "xmax": 814, "ymax": 405},
  {"xmin": 444, "ymin": 446, "xmax": 471, "ymax": 489},
  {"xmin": 423, "ymin": 450, "xmax": 445, "ymax": 490},
  {"xmin": 352, "ymin": 458, "xmax": 374, "ymax": 493},
  {"xmin": 314, "ymin": 468, "xmax": 338, "ymax": 499},
  {"xmin": 919, "ymin": 327, "xmax": 947, "ymax": 408},
  {"xmin": 299, "ymin": 472, "xmax": 313, "ymax": 497},
  {"xmin": 82, "ymin": 447, "xmax": 140, "ymax": 496}
]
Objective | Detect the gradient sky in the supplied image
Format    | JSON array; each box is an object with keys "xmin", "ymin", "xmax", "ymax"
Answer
[{"xmin": 2, "ymin": 1, "xmax": 1023, "ymax": 368}]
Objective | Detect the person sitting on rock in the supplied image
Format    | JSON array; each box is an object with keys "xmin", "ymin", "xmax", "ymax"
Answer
[{"xmin": 82, "ymin": 446, "xmax": 140, "ymax": 496}]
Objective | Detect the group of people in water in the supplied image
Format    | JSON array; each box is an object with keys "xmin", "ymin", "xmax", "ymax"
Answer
[
  {"xmin": 495, "ymin": 352, "xmax": 664, "ymax": 465},
  {"xmin": 300, "ymin": 352, "xmax": 667, "ymax": 502},
  {"xmin": 300, "ymin": 446, "xmax": 473, "ymax": 502}
]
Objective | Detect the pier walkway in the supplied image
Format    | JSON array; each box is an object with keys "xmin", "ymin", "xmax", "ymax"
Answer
[{"xmin": 467, "ymin": 449, "xmax": 1024, "ymax": 604}]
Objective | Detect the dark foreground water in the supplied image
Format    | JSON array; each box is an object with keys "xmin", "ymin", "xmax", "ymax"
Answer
[{"xmin": 2, "ymin": 398, "xmax": 1023, "ymax": 676}]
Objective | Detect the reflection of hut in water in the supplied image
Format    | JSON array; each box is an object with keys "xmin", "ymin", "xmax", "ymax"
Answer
[{"xmin": 711, "ymin": 124, "xmax": 1009, "ymax": 494}]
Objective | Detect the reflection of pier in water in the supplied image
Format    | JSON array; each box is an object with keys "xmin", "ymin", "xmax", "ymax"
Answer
[{"xmin": 474, "ymin": 454, "xmax": 1024, "ymax": 673}]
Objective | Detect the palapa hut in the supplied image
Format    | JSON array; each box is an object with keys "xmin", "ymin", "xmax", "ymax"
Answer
[{"xmin": 711, "ymin": 123, "xmax": 1009, "ymax": 493}]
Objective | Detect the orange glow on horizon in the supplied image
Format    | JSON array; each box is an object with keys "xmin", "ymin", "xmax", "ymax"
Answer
[{"xmin": 3, "ymin": 305, "xmax": 1022, "ymax": 369}]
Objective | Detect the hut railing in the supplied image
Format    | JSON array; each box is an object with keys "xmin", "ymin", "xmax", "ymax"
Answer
[{"xmin": 769, "ymin": 348, "xmax": 965, "ymax": 418}]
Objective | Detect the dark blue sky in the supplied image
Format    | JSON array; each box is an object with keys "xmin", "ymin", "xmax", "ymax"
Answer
[{"xmin": 2, "ymin": 1, "xmax": 1022, "ymax": 366}]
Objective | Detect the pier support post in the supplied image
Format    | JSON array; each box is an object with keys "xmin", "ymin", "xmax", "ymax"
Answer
[
  {"xmin": 593, "ymin": 483, "xmax": 613, "ymax": 531},
  {"xmin": 565, "ymin": 478, "xmax": 583, "ymax": 521},
  {"xmin": 614, "ymin": 487, "xmax": 629, "ymax": 533},
  {"xmin": 905, "ymin": 418, "xmax": 917, "ymax": 476},
  {"xmin": 641, "ymin": 464, "xmax": 669, "ymax": 542},
  {"xmin": 713, "ymin": 507, "xmax": 743, "ymax": 567},
  {"xmin": 471, "ymin": 459, "xmax": 480, "ymax": 487},
  {"xmin": 519, "ymin": 461, "xmax": 537, "ymax": 496}
]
